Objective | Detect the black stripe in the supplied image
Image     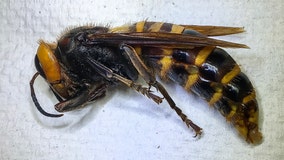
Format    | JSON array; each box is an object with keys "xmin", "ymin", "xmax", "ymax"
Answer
[
  {"xmin": 191, "ymin": 79, "xmax": 215, "ymax": 101},
  {"xmin": 223, "ymin": 72, "xmax": 254, "ymax": 102},
  {"xmin": 199, "ymin": 48, "xmax": 236, "ymax": 82},
  {"xmin": 143, "ymin": 22, "xmax": 156, "ymax": 32},
  {"xmin": 160, "ymin": 23, "xmax": 173, "ymax": 32},
  {"xmin": 167, "ymin": 65, "xmax": 189, "ymax": 86},
  {"xmin": 213, "ymin": 97, "xmax": 233, "ymax": 116}
]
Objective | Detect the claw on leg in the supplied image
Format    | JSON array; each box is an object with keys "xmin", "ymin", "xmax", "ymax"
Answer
[{"xmin": 185, "ymin": 119, "xmax": 203, "ymax": 137}]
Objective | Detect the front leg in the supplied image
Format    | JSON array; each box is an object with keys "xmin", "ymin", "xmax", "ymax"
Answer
[
  {"xmin": 55, "ymin": 83, "xmax": 107, "ymax": 112},
  {"xmin": 30, "ymin": 71, "xmax": 107, "ymax": 117}
]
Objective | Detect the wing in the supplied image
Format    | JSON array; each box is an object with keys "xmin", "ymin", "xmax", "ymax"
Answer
[
  {"xmin": 180, "ymin": 25, "xmax": 245, "ymax": 36},
  {"xmin": 87, "ymin": 32, "xmax": 249, "ymax": 49}
]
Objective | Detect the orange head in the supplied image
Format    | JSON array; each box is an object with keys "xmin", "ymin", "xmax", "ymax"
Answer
[{"xmin": 34, "ymin": 41, "xmax": 69, "ymax": 99}]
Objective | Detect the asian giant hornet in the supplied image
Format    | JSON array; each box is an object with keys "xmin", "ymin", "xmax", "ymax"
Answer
[{"xmin": 30, "ymin": 21, "xmax": 262, "ymax": 144}]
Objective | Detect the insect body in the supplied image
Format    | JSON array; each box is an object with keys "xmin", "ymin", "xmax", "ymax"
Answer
[{"xmin": 30, "ymin": 21, "xmax": 262, "ymax": 144}]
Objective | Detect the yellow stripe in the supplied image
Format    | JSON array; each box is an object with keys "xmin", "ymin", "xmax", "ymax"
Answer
[
  {"xmin": 134, "ymin": 47, "xmax": 142, "ymax": 55},
  {"xmin": 184, "ymin": 74, "xmax": 199, "ymax": 90},
  {"xmin": 171, "ymin": 24, "xmax": 185, "ymax": 34},
  {"xmin": 248, "ymin": 111, "xmax": 258, "ymax": 124},
  {"xmin": 235, "ymin": 121, "xmax": 248, "ymax": 139},
  {"xmin": 208, "ymin": 82, "xmax": 223, "ymax": 105},
  {"xmin": 161, "ymin": 49, "xmax": 173, "ymax": 56},
  {"xmin": 243, "ymin": 91, "xmax": 258, "ymax": 124},
  {"xmin": 221, "ymin": 65, "xmax": 241, "ymax": 84},
  {"xmin": 159, "ymin": 57, "xmax": 172, "ymax": 78},
  {"xmin": 225, "ymin": 104, "xmax": 237, "ymax": 121},
  {"xmin": 242, "ymin": 90, "xmax": 256, "ymax": 104},
  {"xmin": 185, "ymin": 65, "xmax": 199, "ymax": 74},
  {"xmin": 148, "ymin": 22, "xmax": 164, "ymax": 32},
  {"xmin": 109, "ymin": 25, "xmax": 130, "ymax": 33},
  {"xmin": 136, "ymin": 21, "xmax": 146, "ymax": 32},
  {"xmin": 195, "ymin": 46, "xmax": 215, "ymax": 66},
  {"xmin": 209, "ymin": 93, "xmax": 222, "ymax": 105}
]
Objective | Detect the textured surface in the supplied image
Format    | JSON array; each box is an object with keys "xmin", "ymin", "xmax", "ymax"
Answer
[{"xmin": 1, "ymin": 0, "xmax": 284, "ymax": 159}]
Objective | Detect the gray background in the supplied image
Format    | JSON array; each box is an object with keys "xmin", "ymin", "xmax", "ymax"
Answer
[{"xmin": 1, "ymin": 0, "xmax": 283, "ymax": 159}]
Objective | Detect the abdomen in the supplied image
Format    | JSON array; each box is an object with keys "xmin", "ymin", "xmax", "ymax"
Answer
[{"xmin": 119, "ymin": 21, "xmax": 262, "ymax": 143}]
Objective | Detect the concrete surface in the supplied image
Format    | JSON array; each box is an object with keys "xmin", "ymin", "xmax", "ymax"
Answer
[{"xmin": 0, "ymin": 0, "xmax": 283, "ymax": 159}]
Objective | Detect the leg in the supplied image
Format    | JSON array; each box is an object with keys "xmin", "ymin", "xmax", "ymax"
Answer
[
  {"xmin": 55, "ymin": 83, "xmax": 107, "ymax": 112},
  {"xmin": 121, "ymin": 44, "xmax": 202, "ymax": 136},
  {"xmin": 30, "ymin": 71, "xmax": 107, "ymax": 117},
  {"xmin": 85, "ymin": 56, "xmax": 163, "ymax": 104}
]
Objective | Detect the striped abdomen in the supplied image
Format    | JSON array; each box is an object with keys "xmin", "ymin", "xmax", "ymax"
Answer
[{"xmin": 111, "ymin": 21, "xmax": 262, "ymax": 143}]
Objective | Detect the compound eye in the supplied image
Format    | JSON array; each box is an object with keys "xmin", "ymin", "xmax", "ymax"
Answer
[{"xmin": 36, "ymin": 40, "xmax": 61, "ymax": 83}]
